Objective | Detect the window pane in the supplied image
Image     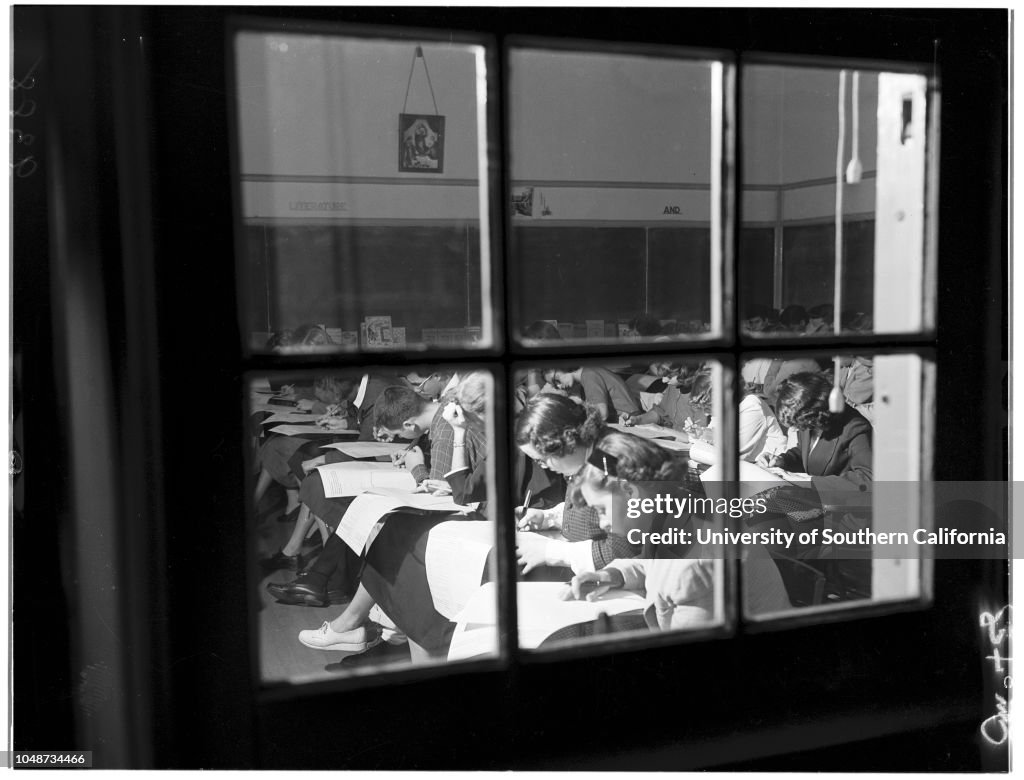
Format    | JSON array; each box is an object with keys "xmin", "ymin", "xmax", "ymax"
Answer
[
  {"xmin": 234, "ymin": 32, "xmax": 493, "ymax": 352},
  {"xmin": 729, "ymin": 352, "xmax": 932, "ymax": 619},
  {"xmin": 499, "ymin": 359, "xmax": 728, "ymax": 654},
  {"xmin": 740, "ymin": 65, "xmax": 932, "ymax": 336},
  {"xmin": 250, "ymin": 367, "xmax": 500, "ymax": 683},
  {"xmin": 508, "ymin": 48, "xmax": 722, "ymax": 345}
]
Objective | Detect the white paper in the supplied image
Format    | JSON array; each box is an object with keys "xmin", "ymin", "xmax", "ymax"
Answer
[
  {"xmin": 319, "ymin": 441, "xmax": 410, "ymax": 458},
  {"xmin": 424, "ymin": 521, "xmax": 497, "ymax": 620},
  {"xmin": 446, "ymin": 625, "xmax": 499, "ymax": 661},
  {"xmin": 316, "ymin": 463, "xmax": 417, "ymax": 498},
  {"xmin": 701, "ymin": 460, "xmax": 795, "ymax": 500},
  {"xmin": 260, "ymin": 411, "xmax": 318, "ymax": 424},
  {"xmin": 334, "ymin": 491, "xmax": 469, "ymax": 554},
  {"xmin": 268, "ymin": 424, "xmax": 353, "ymax": 437},
  {"xmin": 452, "ymin": 582, "xmax": 646, "ymax": 648},
  {"xmin": 609, "ymin": 422, "xmax": 684, "ymax": 441}
]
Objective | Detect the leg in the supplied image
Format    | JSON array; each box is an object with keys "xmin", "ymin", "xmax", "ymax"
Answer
[
  {"xmin": 280, "ymin": 504, "xmax": 313, "ymax": 557},
  {"xmin": 283, "ymin": 487, "xmax": 300, "ymax": 514},
  {"xmin": 328, "ymin": 583, "xmax": 375, "ymax": 633},
  {"xmin": 254, "ymin": 467, "xmax": 274, "ymax": 505}
]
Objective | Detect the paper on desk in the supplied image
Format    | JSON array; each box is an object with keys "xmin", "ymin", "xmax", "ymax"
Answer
[
  {"xmin": 260, "ymin": 411, "xmax": 316, "ymax": 424},
  {"xmin": 268, "ymin": 424, "xmax": 357, "ymax": 437},
  {"xmin": 447, "ymin": 625, "xmax": 499, "ymax": 661},
  {"xmin": 701, "ymin": 460, "xmax": 796, "ymax": 500},
  {"xmin": 609, "ymin": 422, "xmax": 685, "ymax": 441},
  {"xmin": 335, "ymin": 491, "xmax": 468, "ymax": 554},
  {"xmin": 316, "ymin": 463, "xmax": 417, "ymax": 498},
  {"xmin": 424, "ymin": 521, "xmax": 496, "ymax": 620},
  {"xmin": 453, "ymin": 582, "xmax": 645, "ymax": 646},
  {"xmin": 319, "ymin": 441, "xmax": 410, "ymax": 459}
]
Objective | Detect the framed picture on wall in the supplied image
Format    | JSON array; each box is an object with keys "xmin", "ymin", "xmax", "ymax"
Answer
[{"xmin": 399, "ymin": 113, "xmax": 445, "ymax": 173}]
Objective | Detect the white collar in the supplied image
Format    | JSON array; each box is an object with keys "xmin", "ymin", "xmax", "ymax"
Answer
[{"xmin": 354, "ymin": 374, "xmax": 370, "ymax": 409}]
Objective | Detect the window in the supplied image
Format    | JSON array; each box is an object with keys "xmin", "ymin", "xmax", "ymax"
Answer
[
  {"xmin": 13, "ymin": 6, "xmax": 1005, "ymax": 770},
  {"xmin": 233, "ymin": 27, "xmax": 937, "ymax": 687}
]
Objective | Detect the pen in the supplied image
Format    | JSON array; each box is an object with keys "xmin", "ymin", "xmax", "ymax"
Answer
[{"xmin": 515, "ymin": 488, "xmax": 532, "ymax": 526}]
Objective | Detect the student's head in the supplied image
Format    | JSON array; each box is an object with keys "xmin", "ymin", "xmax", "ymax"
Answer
[
  {"xmin": 401, "ymin": 370, "xmax": 452, "ymax": 401},
  {"xmin": 778, "ymin": 305, "xmax": 809, "ymax": 333},
  {"xmin": 514, "ymin": 394, "xmax": 603, "ymax": 477},
  {"xmin": 742, "ymin": 304, "xmax": 776, "ymax": 333},
  {"xmin": 648, "ymin": 361, "xmax": 675, "ymax": 378},
  {"xmin": 568, "ymin": 430, "xmax": 685, "ymax": 535},
  {"xmin": 807, "ymin": 304, "xmax": 834, "ymax": 332},
  {"xmin": 688, "ymin": 371, "xmax": 715, "ymax": 416},
  {"xmin": 523, "ymin": 321, "xmax": 562, "ymax": 341},
  {"xmin": 674, "ymin": 362, "xmax": 705, "ymax": 394},
  {"xmin": 627, "ymin": 315, "xmax": 663, "ymax": 338},
  {"xmin": 452, "ymin": 371, "xmax": 490, "ymax": 420},
  {"xmin": 775, "ymin": 371, "xmax": 834, "ymax": 432},
  {"xmin": 294, "ymin": 324, "xmax": 330, "ymax": 347},
  {"xmin": 544, "ymin": 367, "xmax": 580, "ymax": 391},
  {"xmin": 313, "ymin": 375, "xmax": 353, "ymax": 406},
  {"xmin": 265, "ymin": 330, "xmax": 296, "ymax": 351},
  {"xmin": 373, "ymin": 386, "xmax": 431, "ymax": 440}
]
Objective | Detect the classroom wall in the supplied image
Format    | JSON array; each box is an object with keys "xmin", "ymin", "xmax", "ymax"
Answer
[{"xmin": 233, "ymin": 34, "xmax": 882, "ymax": 332}]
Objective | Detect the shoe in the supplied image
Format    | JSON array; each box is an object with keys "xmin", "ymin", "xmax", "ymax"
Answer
[
  {"xmin": 259, "ymin": 549, "xmax": 308, "ymax": 573},
  {"xmin": 298, "ymin": 622, "xmax": 383, "ymax": 653},
  {"xmin": 266, "ymin": 572, "xmax": 331, "ymax": 606}
]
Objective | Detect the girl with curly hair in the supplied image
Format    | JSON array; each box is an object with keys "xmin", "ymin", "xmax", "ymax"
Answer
[
  {"xmin": 562, "ymin": 429, "xmax": 790, "ymax": 628},
  {"xmin": 513, "ymin": 394, "xmax": 640, "ymax": 575},
  {"xmin": 765, "ymin": 371, "xmax": 873, "ymax": 492}
]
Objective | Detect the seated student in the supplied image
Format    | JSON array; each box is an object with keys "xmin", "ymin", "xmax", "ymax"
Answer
[
  {"xmin": 562, "ymin": 430, "xmax": 790, "ymax": 628},
  {"xmin": 268, "ymin": 377, "xmax": 481, "ymax": 607},
  {"xmin": 270, "ymin": 323, "xmax": 334, "ymax": 354},
  {"xmin": 763, "ymin": 372, "xmax": 873, "ymax": 492},
  {"xmin": 254, "ymin": 374, "xmax": 352, "ymax": 529},
  {"xmin": 260, "ymin": 373, "xmax": 407, "ymax": 573},
  {"xmin": 621, "ymin": 363, "xmax": 707, "ymax": 431},
  {"xmin": 741, "ymin": 355, "xmax": 822, "ymax": 412},
  {"xmin": 778, "ymin": 305, "xmax": 809, "ymax": 334},
  {"xmin": 513, "ymin": 394, "xmax": 640, "ymax": 575},
  {"xmin": 742, "ymin": 304, "xmax": 778, "ymax": 334},
  {"xmin": 626, "ymin": 314, "xmax": 663, "ymax": 339},
  {"xmin": 545, "ymin": 365, "xmax": 640, "ymax": 422},
  {"xmin": 838, "ymin": 355, "xmax": 875, "ymax": 425},
  {"xmin": 296, "ymin": 374, "xmax": 490, "ymax": 655},
  {"xmin": 805, "ymin": 304, "xmax": 834, "ymax": 335},
  {"xmin": 687, "ymin": 372, "xmax": 788, "ymax": 463}
]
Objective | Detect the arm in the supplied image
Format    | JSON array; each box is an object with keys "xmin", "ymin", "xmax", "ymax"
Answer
[
  {"xmin": 811, "ymin": 419, "xmax": 873, "ymax": 493},
  {"xmin": 622, "ymin": 409, "xmax": 659, "ymax": 426},
  {"xmin": 769, "ymin": 443, "xmax": 803, "ymax": 472},
  {"xmin": 738, "ymin": 396, "xmax": 769, "ymax": 462}
]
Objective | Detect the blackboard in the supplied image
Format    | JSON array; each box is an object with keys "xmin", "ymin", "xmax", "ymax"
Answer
[
  {"xmin": 512, "ymin": 227, "xmax": 647, "ymax": 327},
  {"xmin": 647, "ymin": 227, "xmax": 712, "ymax": 322},
  {"xmin": 781, "ymin": 220, "xmax": 875, "ymax": 313},
  {"xmin": 242, "ymin": 224, "xmax": 482, "ymax": 340},
  {"xmin": 739, "ymin": 226, "xmax": 776, "ymax": 314}
]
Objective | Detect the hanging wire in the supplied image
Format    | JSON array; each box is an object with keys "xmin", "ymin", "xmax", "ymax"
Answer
[
  {"xmin": 402, "ymin": 44, "xmax": 440, "ymax": 115},
  {"xmin": 831, "ymin": 70, "xmax": 847, "ymax": 413},
  {"xmin": 846, "ymin": 71, "xmax": 863, "ymax": 183}
]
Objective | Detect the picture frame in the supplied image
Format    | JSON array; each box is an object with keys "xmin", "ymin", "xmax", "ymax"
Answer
[{"xmin": 398, "ymin": 113, "xmax": 445, "ymax": 173}]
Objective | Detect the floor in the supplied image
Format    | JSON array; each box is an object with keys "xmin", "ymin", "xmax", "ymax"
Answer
[{"xmin": 255, "ymin": 492, "xmax": 413, "ymax": 685}]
